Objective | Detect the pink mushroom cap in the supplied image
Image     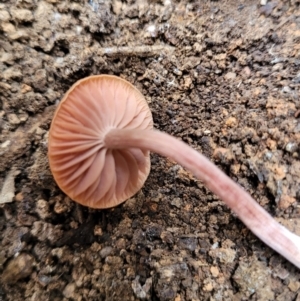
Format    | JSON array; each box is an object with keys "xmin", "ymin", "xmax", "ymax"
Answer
[{"xmin": 48, "ymin": 75, "xmax": 153, "ymax": 208}]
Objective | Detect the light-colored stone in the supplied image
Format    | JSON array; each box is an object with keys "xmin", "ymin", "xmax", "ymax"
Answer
[
  {"xmin": 0, "ymin": 10, "xmax": 10, "ymax": 22},
  {"xmin": 8, "ymin": 113, "xmax": 20, "ymax": 125},
  {"xmin": 63, "ymin": 283, "xmax": 76, "ymax": 298},
  {"xmin": 224, "ymin": 72, "xmax": 236, "ymax": 80},
  {"xmin": 210, "ymin": 266, "xmax": 219, "ymax": 277},
  {"xmin": 10, "ymin": 9, "xmax": 33, "ymax": 22},
  {"xmin": 36, "ymin": 199, "xmax": 50, "ymax": 219},
  {"xmin": 1, "ymin": 22, "xmax": 15, "ymax": 34}
]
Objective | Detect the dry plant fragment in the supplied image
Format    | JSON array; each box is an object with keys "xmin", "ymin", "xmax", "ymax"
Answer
[
  {"xmin": 97, "ymin": 45, "xmax": 175, "ymax": 57},
  {"xmin": 48, "ymin": 75, "xmax": 300, "ymax": 269},
  {"xmin": 0, "ymin": 167, "xmax": 16, "ymax": 204}
]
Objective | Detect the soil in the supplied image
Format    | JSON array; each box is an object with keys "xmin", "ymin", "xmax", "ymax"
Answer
[{"xmin": 0, "ymin": 0, "xmax": 300, "ymax": 300}]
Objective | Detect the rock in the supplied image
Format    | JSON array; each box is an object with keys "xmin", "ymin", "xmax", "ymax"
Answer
[
  {"xmin": 209, "ymin": 247, "xmax": 236, "ymax": 264},
  {"xmin": 21, "ymin": 84, "xmax": 32, "ymax": 94},
  {"xmin": 0, "ymin": 10, "xmax": 10, "ymax": 22},
  {"xmin": 54, "ymin": 196, "xmax": 72, "ymax": 214},
  {"xmin": 33, "ymin": 69, "xmax": 47, "ymax": 92},
  {"xmin": 131, "ymin": 276, "xmax": 152, "ymax": 299},
  {"xmin": 213, "ymin": 147, "xmax": 234, "ymax": 164},
  {"xmin": 94, "ymin": 225, "xmax": 103, "ymax": 236},
  {"xmin": 203, "ymin": 278, "xmax": 214, "ymax": 292},
  {"xmin": 210, "ymin": 266, "xmax": 219, "ymax": 277},
  {"xmin": 224, "ymin": 72, "xmax": 236, "ymax": 80},
  {"xmin": 0, "ymin": 22, "xmax": 15, "ymax": 34},
  {"xmin": 15, "ymin": 192, "xmax": 24, "ymax": 201},
  {"xmin": 100, "ymin": 246, "xmax": 113, "ymax": 259},
  {"xmin": 178, "ymin": 236, "xmax": 197, "ymax": 251},
  {"xmin": 112, "ymin": 0, "xmax": 123, "ymax": 15},
  {"xmin": 3, "ymin": 66, "xmax": 22, "ymax": 80},
  {"xmin": 171, "ymin": 197, "xmax": 182, "ymax": 208},
  {"xmin": 31, "ymin": 221, "xmax": 62, "ymax": 243},
  {"xmin": 146, "ymin": 224, "xmax": 162, "ymax": 241},
  {"xmin": 259, "ymin": 2, "xmax": 277, "ymax": 16},
  {"xmin": 9, "ymin": 29, "xmax": 29, "ymax": 41},
  {"xmin": 10, "ymin": 9, "xmax": 33, "ymax": 22},
  {"xmin": 278, "ymin": 195, "xmax": 296, "ymax": 210},
  {"xmin": 225, "ymin": 117, "xmax": 238, "ymax": 127},
  {"xmin": 36, "ymin": 199, "xmax": 50, "ymax": 219},
  {"xmin": 160, "ymin": 231, "xmax": 174, "ymax": 244},
  {"xmin": 7, "ymin": 113, "xmax": 20, "ymax": 125},
  {"xmin": 63, "ymin": 283, "xmax": 76, "ymax": 298},
  {"xmin": 1, "ymin": 253, "xmax": 34, "ymax": 283},
  {"xmin": 0, "ymin": 139, "xmax": 13, "ymax": 154},
  {"xmin": 288, "ymin": 279, "xmax": 300, "ymax": 292},
  {"xmin": 285, "ymin": 142, "xmax": 298, "ymax": 153},
  {"xmin": 233, "ymin": 257, "xmax": 274, "ymax": 300}
]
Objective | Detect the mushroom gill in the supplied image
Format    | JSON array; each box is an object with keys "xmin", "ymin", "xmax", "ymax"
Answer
[{"xmin": 48, "ymin": 75, "xmax": 153, "ymax": 209}]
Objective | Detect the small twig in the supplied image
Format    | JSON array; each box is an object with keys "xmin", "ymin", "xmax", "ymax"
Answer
[
  {"xmin": 97, "ymin": 45, "xmax": 175, "ymax": 57},
  {"xmin": 274, "ymin": 15, "xmax": 296, "ymax": 31}
]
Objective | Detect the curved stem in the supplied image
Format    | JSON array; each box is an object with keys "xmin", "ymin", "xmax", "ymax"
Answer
[{"xmin": 105, "ymin": 128, "xmax": 300, "ymax": 269}]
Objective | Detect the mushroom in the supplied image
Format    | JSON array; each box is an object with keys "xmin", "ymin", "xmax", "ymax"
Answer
[
  {"xmin": 48, "ymin": 74, "xmax": 300, "ymax": 269},
  {"xmin": 48, "ymin": 75, "xmax": 152, "ymax": 209}
]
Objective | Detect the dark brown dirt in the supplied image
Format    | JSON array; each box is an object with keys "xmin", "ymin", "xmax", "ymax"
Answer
[{"xmin": 0, "ymin": 0, "xmax": 300, "ymax": 300}]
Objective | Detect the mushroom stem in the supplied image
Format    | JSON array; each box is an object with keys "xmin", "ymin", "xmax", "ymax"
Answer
[{"xmin": 105, "ymin": 128, "xmax": 300, "ymax": 268}]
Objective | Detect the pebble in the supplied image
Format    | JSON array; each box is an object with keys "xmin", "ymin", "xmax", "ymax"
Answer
[
  {"xmin": 19, "ymin": 113, "xmax": 29, "ymax": 123},
  {"xmin": 203, "ymin": 279, "xmax": 214, "ymax": 292},
  {"xmin": 261, "ymin": 0, "xmax": 268, "ymax": 5},
  {"xmin": 225, "ymin": 117, "xmax": 238, "ymax": 127},
  {"xmin": 15, "ymin": 192, "xmax": 24, "ymax": 201},
  {"xmin": 0, "ymin": 10, "xmax": 10, "ymax": 22},
  {"xmin": 285, "ymin": 142, "xmax": 298, "ymax": 153},
  {"xmin": 171, "ymin": 197, "xmax": 182, "ymax": 208},
  {"xmin": 1, "ymin": 22, "xmax": 15, "ymax": 34},
  {"xmin": 160, "ymin": 231, "xmax": 174, "ymax": 244},
  {"xmin": 3, "ymin": 66, "xmax": 22, "ymax": 80},
  {"xmin": 21, "ymin": 84, "xmax": 32, "ymax": 93},
  {"xmin": 210, "ymin": 266, "xmax": 219, "ymax": 277},
  {"xmin": 1, "ymin": 253, "xmax": 34, "ymax": 283},
  {"xmin": 112, "ymin": 0, "xmax": 122, "ymax": 15},
  {"xmin": 233, "ymin": 257, "xmax": 274, "ymax": 299},
  {"xmin": 131, "ymin": 276, "xmax": 152, "ymax": 299},
  {"xmin": 33, "ymin": 69, "xmax": 47, "ymax": 92},
  {"xmin": 0, "ymin": 52, "xmax": 14, "ymax": 65},
  {"xmin": 288, "ymin": 280, "xmax": 300, "ymax": 292},
  {"xmin": 224, "ymin": 72, "xmax": 236, "ymax": 80},
  {"xmin": 94, "ymin": 225, "xmax": 103, "ymax": 236},
  {"xmin": 7, "ymin": 113, "xmax": 20, "ymax": 125},
  {"xmin": 30, "ymin": 221, "xmax": 61, "ymax": 243},
  {"xmin": 63, "ymin": 283, "xmax": 76, "ymax": 298},
  {"xmin": 278, "ymin": 195, "xmax": 296, "ymax": 210},
  {"xmin": 100, "ymin": 246, "xmax": 113, "ymax": 259},
  {"xmin": 209, "ymin": 247, "xmax": 236, "ymax": 264},
  {"xmin": 10, "ymin": 9, "xmax": 33, "ymax": 22},
  {"xmin": 178, "ymin": 236, "xmax": 197, "ymax": 251},
  {"xmin": 36, "ymin": 199, "xmax": 50, "ymax": 219},
  {"xmin": 1, "ymin": 140, "xmax": 11, "ymax": 149}
]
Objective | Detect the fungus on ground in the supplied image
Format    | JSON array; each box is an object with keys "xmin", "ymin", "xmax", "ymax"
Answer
[{"xmin": 48, "ymin": 74, "xmax": 300, "ymax": 269}]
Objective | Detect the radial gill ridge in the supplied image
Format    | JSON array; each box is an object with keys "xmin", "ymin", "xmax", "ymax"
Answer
[{"xmin": 48, "ymin": 75, "xmax": 153, "ymax": 208}]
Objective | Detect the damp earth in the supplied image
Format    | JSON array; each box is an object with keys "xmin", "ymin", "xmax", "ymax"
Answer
[{"xmin": 0, "ymin": 0, "xmax": 300, "ymax": 300}]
